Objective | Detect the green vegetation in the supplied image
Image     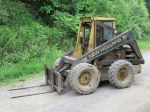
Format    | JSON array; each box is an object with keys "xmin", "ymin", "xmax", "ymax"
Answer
[
  {"xmin": 0, "ymin": 0, "xmax": 150, "ymax": 85},
  {"xmin": 0, "ymin": 50, "xmax": 63, "ymax": 86},
  {"xmin": 138, "ymin": 40, "xmax": 150, "ymax": 50},
  {"xmin": 145, "ymin": 0, "xmax": 150, "ymax": 17}
]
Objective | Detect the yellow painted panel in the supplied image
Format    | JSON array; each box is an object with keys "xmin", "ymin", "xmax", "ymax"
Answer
[
  {"xmin": 81, "ymin": 17, "xmax": 116, "ymax": 22},
  {"xmin": 93, "ymin": 17, "xmax": 116, "ymax": 21},
  {"xmin": 88, "ymin": 21, "xmax": 95, "ymax": 51},
  {"xmin": 72, "ymin": 23, "xmax": 84, "ymax": 58},
  {"xmin": 81, "ymin": 17, "xmax": 91, "ymax": 23}
]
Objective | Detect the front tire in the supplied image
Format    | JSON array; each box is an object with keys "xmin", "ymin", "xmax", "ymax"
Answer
[
  {"xmin": 108, "ymin": 60, "xmax": 135, "ymax": 88},
  {"xmin": 53, "ymin": 58, "xmax": 61, "ymax": 70},
  {"xmin": 69, "ymin": 63, "xmax": 100, "ymax": 94}
]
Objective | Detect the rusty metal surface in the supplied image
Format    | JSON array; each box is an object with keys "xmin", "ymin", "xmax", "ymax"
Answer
[
  {"xmin": 134, "ymin": 65, "xmax": 141, "ymax": 74},
  {"xmin": 53, "ymin": 70, "xmax": 63, "ymax": 92},
  {"xmin": 45, "ymin": 64, "xmax": 55, "ymax": 90},
  {"xmin": 9, "ymin": 84, "xmax": 54, "ymax": 98},
  {"xmin": 11, "ymin": 89, "xmax": 54, "ymax": 99},
  {"xmin": 79, "ymin": 72, "xmax": 91, "ymax": 86},
  {"xmin": 9, "ymin": 84, "xmax": 47, "ymax": 91},
  {"xmin": 117, "ymin": 68, "xmax": 128, "ymax": 81}
]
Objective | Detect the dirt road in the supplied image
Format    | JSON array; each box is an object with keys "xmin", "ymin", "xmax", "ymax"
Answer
[{"xmin": 0, "ymin": 51, "xmax": 150, "ymax": 112}]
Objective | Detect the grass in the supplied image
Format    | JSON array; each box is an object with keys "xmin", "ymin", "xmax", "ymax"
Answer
[
  {"xmin": 0, "ymin": 50, "xmax": 63, "ymax": 86},
  {"xmin": 137, "ymin": 40, "xmax": 150, "ymax": 50}
]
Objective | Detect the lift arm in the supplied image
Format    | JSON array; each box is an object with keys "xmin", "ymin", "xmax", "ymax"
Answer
[{"xmin": 72, "ymin": 29, "xmax": 144, "ymax": 67}]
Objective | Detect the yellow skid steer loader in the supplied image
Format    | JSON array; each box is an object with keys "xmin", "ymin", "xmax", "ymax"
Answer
[{"xmin": 10, "ymin": 17, "xmax": 144, "ymax": 98}]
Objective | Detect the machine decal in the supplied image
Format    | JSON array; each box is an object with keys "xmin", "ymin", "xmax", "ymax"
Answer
[{"xmin": 88, "ymin": 36, "xmax": 127, "ymax": 59}]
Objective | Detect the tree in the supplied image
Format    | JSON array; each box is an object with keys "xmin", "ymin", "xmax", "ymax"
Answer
[
  {"xmin": 145, "ymin": 0, "xmax": 150, "ymax": 16},
  {"xmin": 0, "ymin": 0, "xmax": 9, "ymax": 25}
]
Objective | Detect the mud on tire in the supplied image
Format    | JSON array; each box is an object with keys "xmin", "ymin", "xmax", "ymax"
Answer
[
  {"xmin": 53, "ymin": 58, "xmax": 61, "ymax": 70},
  {"xmin": 108, "ymin": 60, "xmax": 135, "ymax": 88},
  {"xmin": 69, "ymin": 63, "xmax": 100, "ymax": 95}
]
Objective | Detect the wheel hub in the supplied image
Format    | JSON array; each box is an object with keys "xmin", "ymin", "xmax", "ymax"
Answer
[
  {"xmin": 79, "ymin": 72, "xmax": 91, "ymax": 86},
  {"xmin": 117, "ymin": 68, "xmax": 128, "ymax": 81}
]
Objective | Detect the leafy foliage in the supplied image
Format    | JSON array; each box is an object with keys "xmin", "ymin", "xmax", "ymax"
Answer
[
  {"xmin": 127, "ymin": 0, "xmax": 150, "ymax": 39},
  {"xmin": 80, "ymin": 0, "xmax": 150, "ymax": 39},
  {"xmin": 0, "ymin": 0, "xmax": 9, "ymax": 25},
  {"xmin": 33, "ymin": 0, "xmax": 81, "ymax": 25},
  {"xmin": 145, "ymin": 0, "xmax": 150, "ymax": 17}
]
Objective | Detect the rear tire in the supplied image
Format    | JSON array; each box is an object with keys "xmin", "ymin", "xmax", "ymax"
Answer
[
  {"xmin": 69, "ymin": 63, "xmax": 100, "ymax": 94},
  {"xmin": 108, "ymin": 60, "xmax": 135, "ymax": 88}
]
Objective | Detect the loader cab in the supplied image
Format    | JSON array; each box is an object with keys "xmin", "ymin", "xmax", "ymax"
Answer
[
  {"xmin": 72, "ymin": 17, "xmax": 116, "ymax": 58},
  {"xmin": 95, "ymin": 21, "xmax": 114, "ymax": 46}
]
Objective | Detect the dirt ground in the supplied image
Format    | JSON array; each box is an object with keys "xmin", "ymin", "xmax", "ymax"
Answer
[{"xmin": 0, "ymin": 51, "xmax": 150, "ymax": 112}]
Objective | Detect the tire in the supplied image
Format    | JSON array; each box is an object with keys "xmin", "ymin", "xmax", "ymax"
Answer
[
  {"xmin": 108, "ymin": 60, "xmax": 135, "ymax": 88},
  {"xmin": 53, "ymin": 58, "xmax": 61, "ymax": 70},
  {"xmin": 45, "ymin": 58, "xmax": 61, "ymax": 84},
  {"xmin": 69, "ymin": 63, "xmax": 100, "ymax": 94}
]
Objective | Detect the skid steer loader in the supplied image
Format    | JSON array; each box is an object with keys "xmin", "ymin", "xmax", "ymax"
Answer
[
  {"xmin": 10, "ymin": 17, "xmax": 144, "ymax": 98},
  {"xmin": 44, "ymin": 17, "xmax": 144, "ymax": 94}
]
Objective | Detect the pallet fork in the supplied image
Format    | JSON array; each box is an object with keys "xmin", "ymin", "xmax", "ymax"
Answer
[{"xmin": 9, "ymin": 84, "xmax": 54, "ymax": 98}]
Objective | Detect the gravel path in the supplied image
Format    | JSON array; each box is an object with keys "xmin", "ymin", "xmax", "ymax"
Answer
[{"xmin": 0, "ymin": 51, "xmax": 150, "ymax": 112}]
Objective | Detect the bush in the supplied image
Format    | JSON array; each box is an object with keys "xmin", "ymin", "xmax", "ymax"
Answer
[
  {"xmin": 80, "ymin": 0, "xmax": 150, "ymax": 39},
  {"xmin": 127, "ymin": 0, "xmax": 150, "ymax": 39},
  {"xmin": 0, "ymin": 0, "xmax": 70, "ymax": 67}
]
